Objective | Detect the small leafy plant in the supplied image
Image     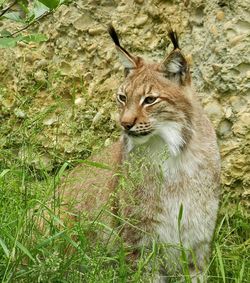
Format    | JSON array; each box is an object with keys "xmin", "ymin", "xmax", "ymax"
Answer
[{"xmin": 0, "ymin": 0, "xmax": 71, "ymax": 47}]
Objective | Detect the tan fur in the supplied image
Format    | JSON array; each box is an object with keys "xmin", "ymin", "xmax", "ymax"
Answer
[
  {"xmin": 52, "ymin": 28, "xmax": 220, "ymax": 282},
  {"xmin": 56, "ymin": 141, "xmax": 122, "ymax": 228}
]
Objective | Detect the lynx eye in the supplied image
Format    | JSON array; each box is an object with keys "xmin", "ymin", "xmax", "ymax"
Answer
[
  {"xmin": 117, "ymin": 94, "xmax": 127, "ymax": 104},
  {"xmin": 143, "ymin": 96, "xmax": 157, "ymax": 105}
]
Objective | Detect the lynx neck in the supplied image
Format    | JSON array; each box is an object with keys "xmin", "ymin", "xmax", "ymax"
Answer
[{"xmin": 122, "ymin": 126, "xmax": 201, "ymax": 180}]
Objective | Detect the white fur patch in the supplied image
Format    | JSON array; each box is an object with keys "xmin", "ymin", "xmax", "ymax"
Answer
[
  {"xmin": 156, "ymin": 122, "xmax": 185, "ymax": 156},
  {"xmin": 166, "ymin": 58, "xmax": 182, "ymax": 74},
  {"xmin": 125, "ymin": 133, "xmax": 152, "ymax": 152},
  {"xmin": 124, "ymin": 121, "xmax": 201, "ymax": 179},
  {"xmin": 125, "ymin": 121, "xmax": 185, "ymax": 157}
]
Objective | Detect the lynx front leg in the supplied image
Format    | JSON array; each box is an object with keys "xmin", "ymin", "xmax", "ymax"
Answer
[
  {"xmin": 188, "ymin": 242, "xmax": 210, "ymax": 283},
  {"xmin": 151, "ymin": 274, "xmax": 168, "ymax": 283},
  {"xmin": 189, "ymin": 270, "xmax": 206, "ymax": 283}
]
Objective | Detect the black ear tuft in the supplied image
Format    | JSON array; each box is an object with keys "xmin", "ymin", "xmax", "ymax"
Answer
[
  {"xmin": 168, "ymin": 30, "xmax": 180, "ymax": 50},
  {"xmin": 108, "ymin": 25, "xmax": 121, "ymax": 47},
  {"xmin": 108, "ymin": 24, "xmax": 132, "ymax": 58}
]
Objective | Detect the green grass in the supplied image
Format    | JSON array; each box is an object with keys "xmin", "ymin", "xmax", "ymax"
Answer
[
  {"xmin": 0, "ymin": 79, "xmax": 249, "ymax": 282},
  {"xmin": 0, "ymin": 155, "xmax": 249, "ymax": 282}
]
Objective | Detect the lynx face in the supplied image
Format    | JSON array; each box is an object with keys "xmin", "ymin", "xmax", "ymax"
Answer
[{"xmin": 109, "ymin": 26, "xmax": 193, "ymax": 154}]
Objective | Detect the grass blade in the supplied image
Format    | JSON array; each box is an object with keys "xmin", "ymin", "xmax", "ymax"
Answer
[
  {"xmin": 215, "ymin": 244, "xmax": 225, "ymax": 283},
  {"xmin": 0, "ymin": 169, "xmax": 10, "ymax": 178},
  {"xmin": 56, "ymin": 162, "xmax": 69, "ymax": 180},
  {"xmin": 36, "ymin": 230, "xmax": 66, "ymax": 249},
  {"xmin": 74, "ymin": 159, "xmax": 111, "ymax": 170},
  {"xmin": 0, "ymin": 237, "xmax": 10, "ymax": 258},
  {"xmin": 238, "ymin": 260, "xmax": 245, "ymax": 283},
  {"xmin": 178, "ymin": 203, "xmax": 183, "ymax": 232},
  {"xmin": 15, "ymin": 240, "xmax": 35, "ymax": 263}
]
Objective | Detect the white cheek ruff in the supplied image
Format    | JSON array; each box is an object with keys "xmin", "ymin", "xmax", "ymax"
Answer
[
  {"xmin": 125, "ymin": 133, "xmax": 153, "ymax": 151},
  {"xmin": 156, "ymin": 122, "xmax": 185, "ymax": 156},
  {"xmin": 124, "ymin": 121, "xmax": 185, "ymax": 156}
]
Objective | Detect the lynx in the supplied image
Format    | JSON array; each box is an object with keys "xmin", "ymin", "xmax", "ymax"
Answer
[{"xmin": 57, "ymin": 26, "xmax": 220, "ymax": 282}]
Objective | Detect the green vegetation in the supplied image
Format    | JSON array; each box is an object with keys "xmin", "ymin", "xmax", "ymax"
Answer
[
  {"xmin": 0, "ymin": 0, "xmax": 73, "ymax": 48},
  {"xmin": 0, "ymin": 80, "xmax": 249, "ymax": 282},
  {"xmin": 0, "ymin": 71, "xmax": 118, "ymax": 169},
  {"xmin": 0, "ymin": 156, "xmax": 249, "ymax": 282},
  {"xmin": 0, "ymin": 3, "xmax": 249, "ymax": 280}
]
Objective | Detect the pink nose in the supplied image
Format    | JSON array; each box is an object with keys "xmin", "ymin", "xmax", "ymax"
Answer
[{"xmin": 121, "ymin": 121, "xmax": 135, "ymax": 131}]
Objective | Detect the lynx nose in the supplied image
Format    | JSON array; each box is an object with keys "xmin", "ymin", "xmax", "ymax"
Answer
[{"xmin": 121, "ymin": 121, "xmax": 135, "ymax": 131}]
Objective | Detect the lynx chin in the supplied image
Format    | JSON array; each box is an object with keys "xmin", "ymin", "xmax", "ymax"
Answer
[{"xmin": 59, "ymin": 26, "xmax": 220, "ymax": 282}]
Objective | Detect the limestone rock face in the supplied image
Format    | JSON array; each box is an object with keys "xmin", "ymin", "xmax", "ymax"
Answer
[{"xmin": 0, "ymin": 0, "xmax": 249, "ymax": 203}]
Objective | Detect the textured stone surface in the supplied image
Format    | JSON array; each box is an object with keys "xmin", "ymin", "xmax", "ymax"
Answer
[{"xmin": 0, "ymin": 0, "xmax": 249, "ymax": 203}]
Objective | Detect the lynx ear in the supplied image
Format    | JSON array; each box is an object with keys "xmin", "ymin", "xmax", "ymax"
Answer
[
  {"xmin": 108, "ymin": 25, "xmax": 137, "ymax": 75},
  {"xmin": 161, "ymin": 30, "xmax": 190, "ymax": 85}
]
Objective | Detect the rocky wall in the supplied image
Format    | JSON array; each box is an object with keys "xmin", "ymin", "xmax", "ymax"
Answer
[{"xmin": 0, "ymin": 0, "xmax": 249, "ymax": 205}]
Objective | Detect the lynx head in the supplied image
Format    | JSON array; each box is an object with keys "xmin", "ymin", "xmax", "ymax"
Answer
[{"xmin": 108, "ymin": 25, "xmax": 193, "ymax": 156}]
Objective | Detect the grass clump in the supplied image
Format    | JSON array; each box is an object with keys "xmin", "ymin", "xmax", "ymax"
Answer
[
  {"xmin": 0, "ymin": 77, "xmax": 249, "ymax": 282},
  {"xmin": 0, "ymin": 159, "xmax": 249, "ymax": 282}
]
